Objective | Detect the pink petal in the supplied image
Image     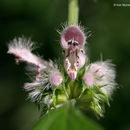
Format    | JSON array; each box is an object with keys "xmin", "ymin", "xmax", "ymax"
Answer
[{"xmin": 61, "ymin": 25, "xmax": 86, "ymax": 49}]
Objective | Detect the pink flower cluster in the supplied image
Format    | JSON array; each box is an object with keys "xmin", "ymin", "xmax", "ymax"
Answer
[{"xmin": 7, "ymin": 24, "xmax": 116, "ymax": 106}]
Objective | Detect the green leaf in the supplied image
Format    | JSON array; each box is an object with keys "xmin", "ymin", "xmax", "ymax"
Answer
[
  {"xmin": 76, "ymin": 62, "xmax": 87, "ymax": 80},
  {"xmin": 32, "ymin": 104, "xmax": 104, "ymax": 130}
]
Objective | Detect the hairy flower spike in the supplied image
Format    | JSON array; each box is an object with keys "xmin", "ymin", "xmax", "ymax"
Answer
[{"xmin": 7, "ymin": 23, "xmax": 117, "ymax": 117}]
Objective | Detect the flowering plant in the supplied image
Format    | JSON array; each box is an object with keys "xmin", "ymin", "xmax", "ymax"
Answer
[{"xmin": 7, "ymin": 0, "xmax": 117, "ymax": 129}]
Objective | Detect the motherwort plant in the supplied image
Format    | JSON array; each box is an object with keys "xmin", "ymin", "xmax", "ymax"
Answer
[{"xmin": 7, "ymin": 0, "xmax": 116, "ymax": 117}]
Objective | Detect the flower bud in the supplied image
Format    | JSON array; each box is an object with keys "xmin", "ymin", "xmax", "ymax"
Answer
[{"xmin": 49, "ymin": 71, "xmax": 63, "ymax": 86}]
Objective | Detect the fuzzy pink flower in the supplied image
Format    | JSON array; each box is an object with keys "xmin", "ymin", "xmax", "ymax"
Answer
[
  {"xmin": 24, "ymin": 61, "xmax": 62, "ymax": 102},
  {"xmin": 7, "ymin": 37, "xmax": 46, "ymax": 70},
  {"xmin": 83, "ymin": 61, "xmax": 116, "ymax": 96},
  {"xmin": 49, "ymin": 71, "xmax": 63, "ymax": 86},
  {"xmin": 61, "ymin": 25, "xmax": 86, "ymax": 49},
  {"xmin": 90, "ymin": 64, "xmax": 105, "ymax": 77},
  {"xmin": 83, "ymin": 72, "xmax": 94, "ymax": 86}
]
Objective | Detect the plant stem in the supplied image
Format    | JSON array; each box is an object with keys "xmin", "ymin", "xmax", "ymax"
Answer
[
  {"xmin": 62, "ymin": 84, "xmax": 69, "ymax": 99},
  {"xmin": 68, "ymin": 0, "xmax": 79, "ymax": 25}
]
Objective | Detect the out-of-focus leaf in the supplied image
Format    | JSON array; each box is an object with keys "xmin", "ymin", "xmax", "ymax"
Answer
[{"xmin": 32, "ymin": 104, "xmax": 103, "ymax": 130}]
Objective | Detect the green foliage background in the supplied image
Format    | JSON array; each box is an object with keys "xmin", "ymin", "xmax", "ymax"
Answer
[{"xmin": 0, "ymin": 0, "xmax": 130, "ymax": 130}]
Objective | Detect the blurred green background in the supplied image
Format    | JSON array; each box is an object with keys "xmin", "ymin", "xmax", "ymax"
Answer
[{"xmin": 0, "ymin": 0, "xmax": 130, "ymax": 130}]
